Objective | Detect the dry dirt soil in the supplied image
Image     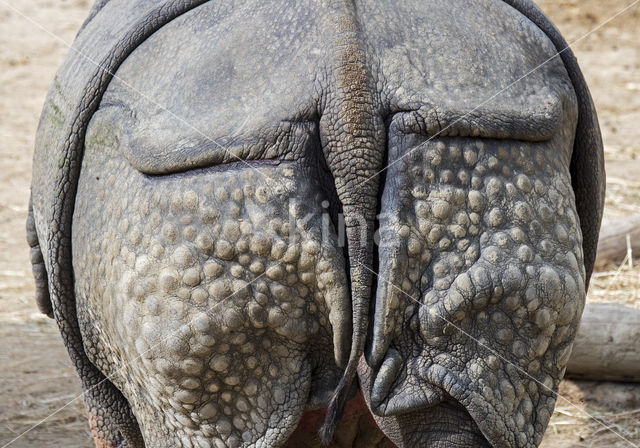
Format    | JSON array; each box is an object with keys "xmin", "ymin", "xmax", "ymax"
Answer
[{"xmin": 1, "ymin": 0, "xmax": 639, "ymax": 447}]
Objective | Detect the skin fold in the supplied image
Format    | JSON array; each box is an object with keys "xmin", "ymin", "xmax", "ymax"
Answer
[{"xmin": 29, "ymin": 0, "xmax": 604, "ymax": 446}]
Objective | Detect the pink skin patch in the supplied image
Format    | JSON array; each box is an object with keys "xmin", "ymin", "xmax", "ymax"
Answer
[
  {"xmin": 88, "ymin": 414, "xmax": 116, "ymax": 448},
  {"xmin": 286, "ymin": 391, "xmax": 384, "ymax": 447}
]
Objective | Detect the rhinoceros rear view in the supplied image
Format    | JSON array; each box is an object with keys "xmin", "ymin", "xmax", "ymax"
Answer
[{"xmin": 28, "ymin": 0, "xmax": 604, "ymax": 446}]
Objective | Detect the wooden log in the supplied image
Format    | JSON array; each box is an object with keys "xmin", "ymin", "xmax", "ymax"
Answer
[
  {"xmin": 565, "ymin": 303, "xmax": 640, "ymax": 383},
  {"xmin": 594, "ymin": 215, "xmax": 640, "ymax": 269}
]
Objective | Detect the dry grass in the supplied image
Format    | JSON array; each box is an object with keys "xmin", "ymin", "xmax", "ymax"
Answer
[
  {"xmin": 589, "ymin": 176, "xmax": 640, "ymax": 309},
  {"xmin": 604, "ymin": 177, "xmax": 640, "ymax": 217},
  {"xmin": 589, "ymin": 264, "xmax": 640, "ymax": 309},
  {"xmin": 0, "ymin": 319, "xmax": 94, "ymax": 447},
  {"xmin": 541, "ymin": 380, "xmax": 640, "ymax": 448},
  {"xmin": 546, "ymin": 407, "xmax": 640, "ymax": 448}
]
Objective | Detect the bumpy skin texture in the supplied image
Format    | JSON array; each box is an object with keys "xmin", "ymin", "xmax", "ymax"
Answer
[
  {"xmin": 363, "ymin": 116, "xmax": 583, "ymax": 447},
  {"xmin": 29, "ymin": 0, "xmax": 604, "ymax": 447},
  {"xmin": 74, "ymin": 123, "xmax": 348, "ymax": 446}
]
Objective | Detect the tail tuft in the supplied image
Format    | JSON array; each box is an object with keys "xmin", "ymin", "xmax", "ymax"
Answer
[{"xmin": 319, "ymin": 361, "xmax": 357, "ymax": 444}]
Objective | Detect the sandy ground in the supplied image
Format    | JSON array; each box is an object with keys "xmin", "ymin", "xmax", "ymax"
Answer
[{"xmin": 0, "ymin": 0, "xmax": 638, "ymax": 447}]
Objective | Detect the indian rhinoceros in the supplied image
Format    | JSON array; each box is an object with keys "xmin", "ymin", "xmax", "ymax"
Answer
[{"xmin": 27, "ymin": 0, "xmax": 604, "ymax": 446}]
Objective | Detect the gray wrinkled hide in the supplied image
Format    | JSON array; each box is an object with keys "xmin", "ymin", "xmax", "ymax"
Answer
[{"xmin": 29, "ymin": 0, "xmax": 604, "ymax": 447}]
